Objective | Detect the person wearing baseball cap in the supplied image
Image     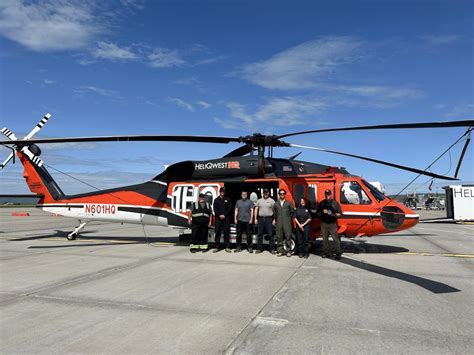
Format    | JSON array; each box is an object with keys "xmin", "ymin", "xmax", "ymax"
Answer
[
  {"xmin": 316, "ymin": 189, "xmax": 343, "ymax": 259},
  {"xmin": 212, "ymin": 187, "xmax": 232, "ymax": 253},
  {"xmin": 254, "ymin": 188, "xmax": 276, "ymax": 254}
]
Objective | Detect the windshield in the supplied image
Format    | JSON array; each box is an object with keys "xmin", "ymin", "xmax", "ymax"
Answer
[{"xmin": 362, "ymin": 180, "xmax": 386, "ymax": 202}]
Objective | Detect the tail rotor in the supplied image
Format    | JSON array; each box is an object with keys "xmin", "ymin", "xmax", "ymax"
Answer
[{"xmin": 0, "ymin": 113, "xmax": 51, "ymax": 170}]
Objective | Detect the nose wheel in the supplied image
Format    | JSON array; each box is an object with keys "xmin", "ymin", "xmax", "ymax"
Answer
[{"xmin": 67, "ymin": 221, "xmax": 88, "ymax": 240}]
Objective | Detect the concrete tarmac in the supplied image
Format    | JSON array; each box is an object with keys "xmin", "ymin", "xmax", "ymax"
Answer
[{"xmin": 1, "ymin": 208, "xmax": 473, "ymax": 354}]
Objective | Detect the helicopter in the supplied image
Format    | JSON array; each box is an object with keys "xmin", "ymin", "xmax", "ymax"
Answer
[{"xmin": 1, "ymin": 114, "xmax": 472, "ymax": 249}]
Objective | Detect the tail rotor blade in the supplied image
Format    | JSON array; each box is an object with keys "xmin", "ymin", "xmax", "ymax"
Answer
[
  {"xmin": 24, "ymin": 113, "xmax": 51, "ymax": 140},
  {"xmin": 1, "ymin": 127, "xmax": 18, "ymax": 141},
  {"xmin": 0, "ymin": 152, "xmax": 14, "ymax": 169}
]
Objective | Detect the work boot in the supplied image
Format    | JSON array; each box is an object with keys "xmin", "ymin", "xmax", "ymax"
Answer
[
  {"xmin": 234, "ymin": 248, "xmax": 242, "ymax": 253},
  {"xmin": 335, "ymin": 254, "xmax": 342, "ymax": 260},
  {"xmin": 304, "ymin": 254, "xmax": 309, "ymax": 259},
  {"xmin": 225, "ymin": 248, "xmax": 232, "ymax": 253}
]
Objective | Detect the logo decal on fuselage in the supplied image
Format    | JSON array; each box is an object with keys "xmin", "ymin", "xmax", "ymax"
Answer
[
  {"xmin": 194, "ymin": 161, "xmax": 240, "ymax": 170},
  {"xmin": 171, "ymin": 184, "xmax": 220, "ymax": 213}
]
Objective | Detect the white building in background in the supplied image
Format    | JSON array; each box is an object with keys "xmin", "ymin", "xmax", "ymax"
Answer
[{"xmin": 443, "ymin": 185, "xmax": 474, "ymax": 221}]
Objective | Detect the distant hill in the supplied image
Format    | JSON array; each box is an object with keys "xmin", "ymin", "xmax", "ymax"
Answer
[{"xmin": 0, "ymin": 194, "xmax": 40, "ymax": 205}]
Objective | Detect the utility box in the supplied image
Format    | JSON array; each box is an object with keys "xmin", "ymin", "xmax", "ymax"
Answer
[{"xmin": 443, "ymin": 185, "xmax": 474, "ymax": 221}]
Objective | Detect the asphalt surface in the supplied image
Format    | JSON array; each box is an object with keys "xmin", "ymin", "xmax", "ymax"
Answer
[{"xmin": 1, "ymin": 208, "xmax": 473, "ymax": 354}]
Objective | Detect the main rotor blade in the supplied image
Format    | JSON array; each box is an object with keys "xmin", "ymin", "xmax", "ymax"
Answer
[
  {"xmin": 454, "ymin": 137, "xmax": 471, "ymax": 178},
  {"xmin": 223, "ymin": 145, "xmax": 254, "ymax": 157},
  {"xmin": 289, "ymin": 143, "xmax": 459, "ymax": 181},
  {"xmin": 279, "ymin": 120, "xmax": 474, "ymax": 139},
  {"xmin": 0, "ymin": 135, "xmax": 242, "ymax": 145}
]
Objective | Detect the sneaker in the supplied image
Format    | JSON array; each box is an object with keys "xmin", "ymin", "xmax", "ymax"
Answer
[
  {"xmin": 322, "ymin": 254, "xmax": 329, "ymax": 258},
  {"xmin": 248, "ymin": 248, "xmax": 253, "ymax": 253},
  {"xmin": 335, "ymin": 254, "xmax": 342, "ymax": 260},
  {"xmin": 212, "ymin": 248, "xmax": 219, "ymax": 253},
  {"xmin": 277, "ymin": 252, "xmax": 284, "ymax": 257},
  {"xmin": 225, "ymin": 248, "xmax": 232, "ymax": 253},
  {"xmin": 304, "ymin": 254, "xmax": 309, "ymax": 259},
  {"xmin": 299, "ymin": 254, "xmax": 304, "ymax": 258},
  {"xmin": 286, "ymin": 252, "xmax": 292, "ymax": 257},
  {"xmin": 271, "ymin": 250, "xmax": 277, "ymax": 255},
  {"xmin": 190, "ymin": 249, "xmax": 198, "ymax": 253},
  {"xmin": 234, "ymin": 248, "xmax": 242, "ymax": 253},
  {"xmin": 255, "ymin": 250, "xmax": 263, "ymax": 254}
]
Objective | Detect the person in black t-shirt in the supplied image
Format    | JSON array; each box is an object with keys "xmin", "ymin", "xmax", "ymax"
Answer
[
  {"xmin": 294, "ymin": 198, "xmax": 311, "ymax": 258},
  {"xmin": 212, "ymin": 187, "xmax": 232, "ymax": 252},
  {"xmin": 316, "ymin": 189, "xmax": 343, "ymax": 259}
]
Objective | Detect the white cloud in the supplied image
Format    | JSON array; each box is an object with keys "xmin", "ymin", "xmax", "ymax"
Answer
[
  {"xmin": 445, "ymin": 103, "xmax": 474, "ymax": 118},
  {"xmin": 91, "ymin": 41, "xmax": 137, "ymax": 61},
  {"xmin": 0, "ymin": 0, "xmax": 101, "ymax": 51},
  {"xmin": 43, "ymin": 79, "xmax": 55, "ymax": 85},
  {"xmin": 420, "ymin": 34, "xmax": 462, "ymax": 45},
  {"xmin": 215, "ymin": 97, "xmax": 327, "ymax": 130},
  {"xmin": 195, "ymin": 55, "xmax": 226, "ymax": 65},
  {"xmin": 197, "ymin": 101, "xmax": 211, "ymax": 109},
  {"xmin": 74, "ymin": 85, "xmax": 121, "ymax": 99},
  {"xmin": 148, "ymin": 48, "xmax": 186, "ymax": 68},
  {"xmin": 167, "ymin": 97, "xmax": 195, "ymax": 112},
  {"xmin": 334, "ymin": 85, "xmax": 423, "ymax": 100},
  {"xmin": 239, "ymin": 36, "xmax": 364, "ymax": 90}
]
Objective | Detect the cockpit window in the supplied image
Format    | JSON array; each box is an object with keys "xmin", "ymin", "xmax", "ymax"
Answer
[
  {"xmin": 362, "ymin": 180, "xmax": 386, "ymax": 202},
  {"xmin": 340, "ymin": 181, "xmax": 372, "ymax": 205}
]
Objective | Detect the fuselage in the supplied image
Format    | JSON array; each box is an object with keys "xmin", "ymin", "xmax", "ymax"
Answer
[{"xmin": 37, "ymin": 173, "xmax": 418, "ymax": 239}]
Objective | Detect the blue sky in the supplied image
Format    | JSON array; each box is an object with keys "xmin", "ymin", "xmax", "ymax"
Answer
[{"xmin": 0, "ymin": 0, "xmax": 473, "ymax": 195}]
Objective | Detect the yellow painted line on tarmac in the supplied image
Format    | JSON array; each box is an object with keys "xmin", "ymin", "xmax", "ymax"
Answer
[{"xmin": 397, "ymin": 252, "xmax": 474, "ymax": 259}]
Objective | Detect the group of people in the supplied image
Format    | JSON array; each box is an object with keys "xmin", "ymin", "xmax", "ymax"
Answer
[{"xmin": 188, "ymin": 187, "xmax": 343, "ymax": 259}]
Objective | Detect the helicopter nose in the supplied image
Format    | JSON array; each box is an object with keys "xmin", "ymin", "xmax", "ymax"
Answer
[
  {"xmin": 403, "ymin": 210, "xmax": 420, "ymax": 229},
  {"xmin": 380, "ymin": 205, "xmax": 419, "ymax": 231}
]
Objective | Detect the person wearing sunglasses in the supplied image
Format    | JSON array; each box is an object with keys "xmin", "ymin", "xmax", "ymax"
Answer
[{"xmin": 273, "ymin": 189, "xmax": 295, "ymax": 257}]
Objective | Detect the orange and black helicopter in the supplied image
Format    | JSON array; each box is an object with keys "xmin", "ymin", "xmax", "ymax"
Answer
[{"xmin": 1, "ymin": 114, "xmax": 472, "ymax": 249}]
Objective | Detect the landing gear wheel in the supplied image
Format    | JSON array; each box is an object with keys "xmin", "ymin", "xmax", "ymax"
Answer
[
  {"xmin": 67, "ymin": 233, "xmax": 77, "ymax": 241},
  {"xmin": 283, "ymin": 236, "xmax": 296, "ymax": 253}
]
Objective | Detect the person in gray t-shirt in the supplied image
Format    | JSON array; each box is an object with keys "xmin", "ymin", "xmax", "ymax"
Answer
[
  {"xmin": 234, "ymin": 191, "xmax": 254, "ymax": 253},
  {"xmin": 254, "ymin": 189, "xmax": 276, "ymax": 253}
]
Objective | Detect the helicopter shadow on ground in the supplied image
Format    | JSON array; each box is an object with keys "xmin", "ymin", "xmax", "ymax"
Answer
[
  {"xmin": 311, "ymin": 240, "xmax": 409, "ymax": 254},
  {"xmin": 10, "ymin": 230, "xmax": 181, "ymax": 245},
  {"xmin": 335, "ymin": 256, "xmax": 461, "ymax": 294},
  {"xmin": 9, "ymin": 229, "xmax": 99, "ymax": 241}
]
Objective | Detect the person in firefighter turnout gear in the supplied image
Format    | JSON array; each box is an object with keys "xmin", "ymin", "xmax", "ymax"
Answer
[{"xmin": 188, "ymin": 193, "xmax": 212, "ymax": 253}]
